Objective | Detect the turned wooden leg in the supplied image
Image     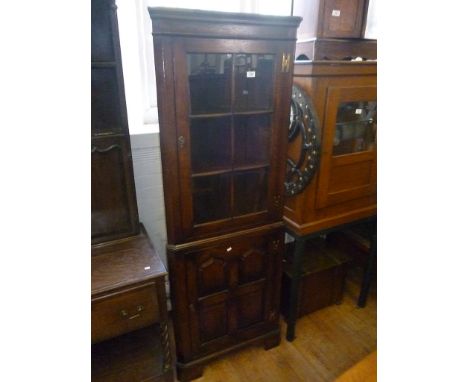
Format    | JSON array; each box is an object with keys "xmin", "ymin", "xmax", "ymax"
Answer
[
  {"xmin": 177, "ymin": 364, "xmax": 204, "ymax": 382},
  {"xmin": 264, "ymin": 332, "xmax": 281, "ymax": 350}
]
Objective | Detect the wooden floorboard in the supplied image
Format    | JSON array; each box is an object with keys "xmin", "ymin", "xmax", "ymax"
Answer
[{"xmin": 193, "ymin": 269, "xmax": 377, "ymax": 382}]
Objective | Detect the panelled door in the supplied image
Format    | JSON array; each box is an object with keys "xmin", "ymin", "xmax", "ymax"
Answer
[
  {"xmin": 172, "ymin": 38, "xmax": 292, "ymax": 239},
  {"xmin": 316, "ymin": 85, "xmax": 377, "ymax": 208},
  {"xmin": 185, "ymin": 232, "xmax": 282, "ymax": 356}
]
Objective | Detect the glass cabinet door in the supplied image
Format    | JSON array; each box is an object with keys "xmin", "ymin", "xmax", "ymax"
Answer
[
  {"xmin": 316, "ymin": 85, "xmax": 377, "ymax": 209},
  {"xmin": 176, "ymin": 45, "xmax": 283, "ymax": 237},
  {"xmin": 333, "ymin": 101, "xmax": 377, "ymax": 156}
]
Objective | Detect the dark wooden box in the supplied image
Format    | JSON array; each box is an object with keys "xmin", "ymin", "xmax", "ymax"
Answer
[{"xmin": 281, "ymin": 237, "xmax": 351, "ymax": 319}]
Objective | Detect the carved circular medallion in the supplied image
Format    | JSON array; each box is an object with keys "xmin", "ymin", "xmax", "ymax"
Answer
[{"xmin": 285, "ymin": 84, "xmax": 320, "ymax": 196}]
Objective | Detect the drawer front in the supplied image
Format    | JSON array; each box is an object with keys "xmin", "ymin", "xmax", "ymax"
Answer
[{"xmin": 92, "ymin": 282, "xmax": 159, "ymax": 343}]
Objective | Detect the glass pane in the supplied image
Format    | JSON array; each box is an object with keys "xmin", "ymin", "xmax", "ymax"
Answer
[
  {"xmin": 191, "ymin": 117, "xmax": 231, "ymax": 173},
  {"xmin": 333, "ymin": 101, "xmax": 377, "ymax": 155},
  {"xmin": 233, "ymin": 169, "xmax": 268, "ymax": 216},
  {"xmin": 234, "ymin": 54, "xmax": 275, "ymax": 112},
  {"xmin": 234, "ymin": 115, "xmax": 271, "ymax": 167},
  {"xmin": 187, "ymin": 53, "xmax": 232, "ymax": 115},
  {"xmin": 192, "ymin": 174, "xmax": 231, "ymax": 224}
]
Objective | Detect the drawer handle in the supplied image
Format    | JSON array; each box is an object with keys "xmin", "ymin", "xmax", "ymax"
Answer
[{"xmin": 120, "ymin": 306, "xmax": 144, "ymax": 319}]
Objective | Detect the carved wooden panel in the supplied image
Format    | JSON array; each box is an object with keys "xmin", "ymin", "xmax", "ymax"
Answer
[
  {"xmin": 239, "ymin": 248, "xmax": 266, "ymax": 284},
  {"xmin": 184, "ymin": 231, "xmax": 282, "ymax": 355},
  {"xmin": 236, "ymin": 288, "xmax": 264, "ymax": 329},
  {"xmin": 198, "ymin": 301, "xmax": 228, "ymax": 343},
  {"xmin": 197, "ymin": 256, "xmax": 228, "ymax": 297},
  {"xmin": 91, "ymin": 136, "xmax": 139, "ymax": 243}
]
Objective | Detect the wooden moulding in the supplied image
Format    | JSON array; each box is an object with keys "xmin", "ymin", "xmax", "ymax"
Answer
[
  {"xmin": 166, "ymin": 221, "xmax": 284, "ymax": 254},
  {"xmin": 175, "ymin": 330, "xmax": 280, "ymax": 382},
  {"xmin": 149, "ymin": 7, "xmax": 302, "ymax": 40},
  {"xmin": 294, "ymin": 59, "xmax": 377, "ymax": 77},
  {"xmin": 296, "ymin": 38, "xmax": 377, "ymax": 61}
]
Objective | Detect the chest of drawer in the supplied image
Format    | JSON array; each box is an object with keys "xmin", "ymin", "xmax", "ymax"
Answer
[{"xmin": 92, "ymin": 282, "xmax": 160, "ymax": 344}]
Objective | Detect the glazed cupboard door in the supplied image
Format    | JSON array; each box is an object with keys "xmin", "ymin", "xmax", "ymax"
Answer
[
  {"xmin": 316, "ymin": 85, "xmax": 376, "ymax": 208},
  {"xmin": 184, "ymin": 232, "xmax": 283, "ymax": 356},
  {"xmin": 172, "ymin": 39, "xmax": 291, "ymax": 240}
]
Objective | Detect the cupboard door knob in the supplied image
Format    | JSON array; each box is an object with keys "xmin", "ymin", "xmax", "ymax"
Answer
[
  {"xmin": 120, "ymin": 309, "xmax": 128, "ymax": 317},
  {"xmin": 178, "ymin": 135, "xmax": 185, "ymax": 148},
  {"xmin": 137, "ymin": 305, "xmax": 144, "ymax": 312}
]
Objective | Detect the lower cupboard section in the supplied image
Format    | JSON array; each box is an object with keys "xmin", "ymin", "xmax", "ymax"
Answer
[{"xmin": 168, "ymin": 227, "xmax": 284, "ymax": 362}]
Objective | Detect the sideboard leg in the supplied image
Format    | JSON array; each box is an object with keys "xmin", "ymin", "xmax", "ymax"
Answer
[
  {"xmin": 286, "ymin": 236, "xmax": 306, "ymax": 341},
  {"xmin": 358, "ymin": 231, "xmax": 377, "ymax": 308}
]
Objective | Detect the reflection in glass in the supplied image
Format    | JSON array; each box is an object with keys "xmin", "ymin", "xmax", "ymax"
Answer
[
  {"xmin": 187, "ymin": 52, "xmax": 275, "ymax": 225},
  {"xmin": 192, "ymin": 174, "xmax": 231, "ymax": 224},
  {"xmin": 188, "ymin": 53, "xmax": 232, "ymax": 114},
  {"xmin": 333, "ymin": 101, "xmax": 377, "ymax": 155},
  {"xmin": 234, "ymin": 115, "xmax": 271, "ymax": 167},
  {"xmin": 234, "ymin": 54, "xmax": 275, "ymax": 111},
  {"xmin": 233, "ymin": 169, "xmax": 268, "ymax": 216},
  {"xmin": 191, "ymin": 117, "xmax": 231, "ymax": 173}
]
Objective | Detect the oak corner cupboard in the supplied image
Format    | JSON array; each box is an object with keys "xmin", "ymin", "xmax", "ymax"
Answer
[{"xmin": 149, "ymin": 7, "xmax": 301, "ymax": 381}]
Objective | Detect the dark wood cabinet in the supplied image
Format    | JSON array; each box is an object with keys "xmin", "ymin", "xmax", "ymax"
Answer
[
  {"xmin": 91, "ymin": 1, "xmax": 175, "ymax": 381},
  {"xmin": 294, "ymin": 0, "xmax": 369, "ymax": 40},
  {"xmin": 91, "ymin": 0, "xmax": 139, "ymax": 244},
  {"xmin": 149, "ymin": 8, "xmax": 301, "ymax": 381},
  {"xmin": 285, "ymin": 61, "xmax": 377, "ymax": 236}
]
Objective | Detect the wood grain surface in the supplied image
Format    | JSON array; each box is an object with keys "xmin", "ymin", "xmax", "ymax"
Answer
[
  {"xmin": 92, "ymin": 231, "xmax": 167, "ymax": 296},
  {"xmin": 335, "ymin": 350, "xmax": 376, "ymax": 382}
]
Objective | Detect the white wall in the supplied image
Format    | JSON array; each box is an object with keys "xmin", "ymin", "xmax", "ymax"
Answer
[{"xmin": 129, "ymin": 133, "xmax": 167, "ymax": 266}]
